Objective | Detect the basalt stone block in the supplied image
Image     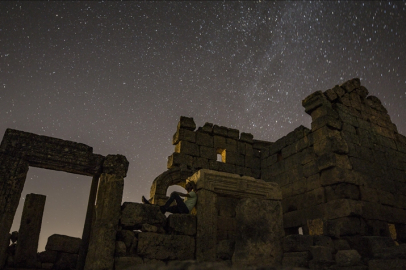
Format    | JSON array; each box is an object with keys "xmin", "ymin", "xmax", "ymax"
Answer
[
  {"xmin": 335, "ymin": 250, "xmax": 362, "ymax": 267},
  {"xmin": 283, "ymin": 235, "xmax": 314, "ymax": 252},
  {"xmin": 173, "ymin": 128, "xmax": 196, "ymax": 145},
  {"xmin": 282, "ymin": 251, "xmax": 311, "ymax": 268},
  {"xmin": 54, "ymin": 253, "xmax": 78, "ymax": 270},
  {"xmin": 114, "ymin": 256, "xmax": 143, "ymax": 270},
  {"xmin": 196, "ymin": 131, "xmax": 213, "ymax": 147},
  {"xmin": 116, "ymin": 230, "xmax": 135, "ymax": 249},
  {"xmin": 240, "ymin": 132, "xmax": 253, "ymax": 144},
  {"xmin": 232, "ymin": 198, "xmax": 283, "ymax": 267},
  {"xmin": 120, "ymin": 203, "xmax": 166, "ymax": 230},
  {"xmin": 45, "ymin": 235, "xmax": 81, "ymax": 254},
  {"xmin": 137, "ymin": 232, "xmax": 195, "ymax": 260},
  {"xmin": 167, "ymin": 214, "xmax": 196, "ymax": 236},
  {"xmin": 213, "ymin": 125, "xmax": 228, "ymax": 136},
  {"xmin": 178, "ymin": 116, "xmax": 196, "ymax": 131},
  {"xmin": 175, "ymin": 141, "xmax": 199, "ymax": 157},
  {"xmin": 38, "ymin": 250, "xmax": 58, "ymax": 263}
]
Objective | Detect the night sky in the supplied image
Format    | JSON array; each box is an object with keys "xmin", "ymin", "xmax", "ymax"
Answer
[{"xmin": 2, "ymin": 1, "xmax": 406, "ymax": 251}]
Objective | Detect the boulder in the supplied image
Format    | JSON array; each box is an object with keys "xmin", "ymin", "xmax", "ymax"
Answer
[{"xmin": 45, "ymin": 234, "xmax": 81, "ymax": 254}]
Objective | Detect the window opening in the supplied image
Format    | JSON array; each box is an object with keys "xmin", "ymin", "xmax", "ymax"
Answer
[
  {"xmin": 217, "ymin": 148, "xmax": 226, "ymax": 163},
  {"xmin": 298, "ymin": 227, "xmax": 304, "ymax": 235}
]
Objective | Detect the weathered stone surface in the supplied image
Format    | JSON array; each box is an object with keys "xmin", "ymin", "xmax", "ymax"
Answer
[
  {"xmin": 178, "ymin": 116, "xmax": 196, "ymax": 131},
  {"xmin": 282, "ymin": 251, "xmax": 310, "ymax": 268},
  {"xmin": 216, "ymin": 240, "xmax": 235, "ymax": 260},
  {"xmin": 167, "ymin": 214, "xmax": 196, "ymax": 236},
  {"xmin": 115, "ymin": 241, "xmax": 126, "ymax": 257},
  {"xmin": 141, "ymin": 223, "xmax": 165, "ymax": 234},
  {"xmin": 309, "ymin": 246, "xmax": 333, "ymax": 262},
  {"xmin": 137, "ymin": 232, "xmax": 195, "ymax": 260},
  {"xmin": 114, "ymin": 256, "xmax": 143, "ymax": 270},
  {"xmin": 368, "ymin": 259, "xmax": 406, "ymax": 270},
  {"xmin": 116, "ymin": 230, "xmax": 135, "ymax": 249},
  {"xmin": 46, "ymin": 234, "xmax": 81, "ymax": 254},
  {"xmin": 54, "ymin": 252, "xmax": 78, "ymax": 270},
  {"xmin": 232, "ymin": 198, "xmax": 284, "ymax": 267},
  {"xmin": 240, "ymin": 132, "xmax": 253, "ymax": 143},
  {"xmin": 335, "ymin": 250, "xmax": 362, "ymax": 267},
  {"xmin": 38, "ymin": 250, "xmax": 58, "ymax": 263},
  {"xmin": 175, "ymin": 141, "xmax": 199, "ymax": 157},
  {"xmin": 14, "ymin": 193, "xmax": 46, "ymax": 268},
  {"xmin": 121, "ymin": 202, "xmax": 166, "ymax": 229},
  {"xmin": 284, "ymin": 235, "xmax": 314, "ymax": 252},
  {"xmin": 173, "ymin": 128, "xmax": 196, "ymax": 145}
]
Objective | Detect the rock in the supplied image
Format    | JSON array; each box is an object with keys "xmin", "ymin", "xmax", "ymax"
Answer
[
  {"xmin": 284, "ymin": 235, "xmax": 314, "ymax": 252},
  {"xmin": 121, "ymin": 202, "xmax": 166, "ymax": 230},
  {"xmin": 117, "ymin": 230, "xmax": 135, "ymax": 248},
  {"xmin": 335, "ymin": 250, "xmax": 362, "ymax": 267},
  {"xmin": 115, "ymin": 241, "xmax": 127, "ymax": 257},
  {"xmin": 137, "ymin": 232, "xmax": 195, "ymax": 260},
  {"xmin": 282, "ymin": 251, "xmax": 310, "ymax": 268},
  {"xmin": 167, "ymin": 214, "xmax": 197, "ymax": 236},
  {"xmin": 45, "ymin": 234, "xmax": 81, "ymax": 254},
  {"xmin": 54, "ymin": 253, "xmax": 78, "ymax": 270},
  {"xmin": 216, "ymin": 240, "xmax": 235, "ymax": 260},
  {"xmin": 114, "ymin": 256, "xmax": 143, "ymax": 270},
  {"xmin": 38, "ymin": 250, "xmax": 58, "ymax": 263},
  {"xmin": 232, "ymin": 198, "xmax": 284, "ymax": 267}
]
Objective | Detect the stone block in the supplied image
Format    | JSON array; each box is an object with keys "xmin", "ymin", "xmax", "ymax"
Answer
[
  {"xmin": 232, "ymin": 198, "xmax": 283, "ymax": 267},
  {"xmin": 334, "ymin": 239, "xmax": 351, "ymax": 251},
  {"xmin": 320, "ymin": 167, "xmax": 365, "ymax": 186},
  {"xmin": 116, "ymin": 230, "xmax": 135, "ymax": 249},
  {"xmin": 217, "ymin": 196, "xmax": 238, "ymax": 217},
  {"xmin": 227, "ymin": 128, "xmax": 239, "ymax": 139},
  {"xmin": 45, "ymin": 234, "xmax": 81, "ymax": 254},
  {"xmin": 141, "ymin": 224, "xmax": 165, "ymax": 233},
  {"xmin": 195, "ymin": 131, "xmax": 213, "ymax": 147},
  {"xmin": 178, "ymin": 116, "xmax": 196, "ymax": 131},
  {"xmin": 199, "ymin": 146, "xmax": 216, "ymax": 160},
  {"xmin": 240, "ymin": 132, "xmax": 253, "ymax": 143},
  {"xmin": 225, "ymin": 138, "xmax": 238, "ymax": 152},
  {"xmin": 368, "ymin": 259, "xmax": 406, "ymax": 270},
  {"xmin": 213, "ymin": 125, "xmax": 228, "ymax": 136},
  {"xmin": 54, "ymin": 253, "xmax": 78, "ymax": 270},
  {"xmin": 303, "ymin": 161, "xmax": 319, "ymax": 178},
  {"xmin": 137, "ymin": 232, "xmax": 195, "ymax": 260},
  {"xmin": 216, "ymin": 240, "xmax": 235, "ymax": 260},
  {"xmin": 282, "ymin": 251, "xmax": 310, "ymax": 268},
  {"xmin": 309, "ymin": 246, "xmax": 333, "ymax": 262},
  {"xmin": 313, "ymin": 235, "xmax": 334, "ymax": 249},
  {"xmin": 335, "ymin": 250, "xmax": 362, "ymax": 267},
  {"xmin": 325, "ymin": 183, "xmax": 360, "ymax": 201},
  {"xmin": 312, "ymin": 115, "xmax": 342, "ymax": 132},
  {"xmin": 324, "ymin": 88, "xmax": 338, "ymax": 102},
  {"xmin": 213, "ymin": 135, "xmax": 226, "ymax": 149},
  {"xmin": 193, "ymin": 157, "xmax": 209, "ymax": 170},
  {"xmin": 38, "ymin": 250, "xmax": 58, "ymax": 263},
  {"xmin": 115, "ymin": 241, "xmax": 126, "ymax": 257},
  {"xmin": 283, "ymin": 235, "xmax": 314, "ymax": 252},
  {"xmin": 114, "ymin": 256, "xmax": 143, "ymax": 270},
  {"xmin": 175, "ymin": 141, "xmax": 199, "ymax": 157},
  {"xmin": 120, "ymin": 203, "xmax": 166, "ymax": 230},
  {"xmin": 311, "ymin": 104, "xmax": 339, "ymax": 120},
  {"xmin": 366, "ymin": 220, "xmax": 391, "ymax": 237},
  {"xmin": 302, "ymin": 91, "xmax": 330, "ymax": 115},
  {"xmin": 340, "ymin": 78, "xmax": 360, "ymax": 93},
  {"xmin": 167, "ymin": 214, "xmax": 196, "ymax": 236},
  {"xmin": 167, "ymin": 152, "xmax": 193, "ymax": 169},
  {"xmin": 324, "ymin": 199, "xmax": 363, "ymax": 220},
  {"xmin": 173, "ymin": 128, "xmax": 196, "ymax": 145}
]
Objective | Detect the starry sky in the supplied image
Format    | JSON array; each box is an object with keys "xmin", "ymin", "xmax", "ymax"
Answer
[{"xmin": 2, "ymin": 1, "xmax": 406, "ymax": 251}]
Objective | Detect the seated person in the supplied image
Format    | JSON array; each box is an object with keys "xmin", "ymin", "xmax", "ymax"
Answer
[{"xmin": 142, "ymin": 181, "xmax": 197, "ymax": 214}]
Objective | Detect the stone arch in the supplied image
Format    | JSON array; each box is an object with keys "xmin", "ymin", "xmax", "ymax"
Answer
[{"xmin": 149, "ymin": 168, "xmax": 193, "ymax": 205}]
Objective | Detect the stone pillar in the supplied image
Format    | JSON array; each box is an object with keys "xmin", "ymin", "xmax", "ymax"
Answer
[
  {"xmin": 0, "ymin": 154, "xmax": 29, "ymax": 269},
  {"xmin": 76, "ymin": 173, "xmax": 100, "ymax": 270},
  {"xmin": 14, "ymin": 193, "xmax": 46, "ymax": 268},
  {"xmin": 84, "ymin": 155, "xmax": 128, "ymax": 270},
  {"xmin": 196, "ymin": 189, "xmax": 217, "ymax": 261},
  {"xmin": 232, "ymin": 198, "xmax": 284, "ymax": 267}
]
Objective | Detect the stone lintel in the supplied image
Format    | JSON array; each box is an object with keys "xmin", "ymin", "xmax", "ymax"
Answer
[
  {"xmin": 188, "ymin": 169, "xmax": 281, "ymax": 200},
  {"xmin": 102, "ymin": 155, "xmax": 129, "ymax": 178}
]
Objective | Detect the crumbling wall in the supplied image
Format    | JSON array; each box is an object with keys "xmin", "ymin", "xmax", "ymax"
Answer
[
  {"xmin": 150, "ymin": 117, "xmax": 271, "ymax": 205},
  {"xmin": 261, "ymin": 78, "xmax": 406, "ymax": 241}
]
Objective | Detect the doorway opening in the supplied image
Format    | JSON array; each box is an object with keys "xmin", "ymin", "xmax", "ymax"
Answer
[{"xmin": 10, "ymin": 167, "xmax": 92, "ymax": 252}]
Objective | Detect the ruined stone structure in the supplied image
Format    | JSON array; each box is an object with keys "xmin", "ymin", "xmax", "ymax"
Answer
[{"xmin": 1, "ymin": 78, "xmax": 406, "ymax": 270}]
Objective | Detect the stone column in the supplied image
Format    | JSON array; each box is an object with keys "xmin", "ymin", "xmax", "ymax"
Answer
[
  {"xmin": 14, "ymin": 193, "xmax": 46, "ymax": 268},
  {"xmin": 196, "ymin": 189, "xmax": 217, "ymax": 261},
  {"xmin": 84, "ymin": 155, "xmax": 128, "ymax": 270},
  {"xmin": 0, "ymin": 154, "xmax": 29, "ymax": 269}
]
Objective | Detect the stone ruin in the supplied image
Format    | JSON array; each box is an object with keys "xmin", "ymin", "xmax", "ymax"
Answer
[{"xmin": 1, "ymin": 78, "xmax": 406, "ymax": 270}]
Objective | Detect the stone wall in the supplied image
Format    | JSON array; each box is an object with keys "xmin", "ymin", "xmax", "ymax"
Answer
[{"xmin": 260, "ymin": 78, "xmax": 406, "ymax": 242}]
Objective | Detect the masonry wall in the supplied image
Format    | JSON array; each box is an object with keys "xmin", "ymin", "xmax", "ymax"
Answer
[
  {"xmin": 261, "ymin": 78, "xmax": 406, "ymax": 241},
  {"xmin": 168, "ymin": 116, "xmax": 271, "ymax": 180}
]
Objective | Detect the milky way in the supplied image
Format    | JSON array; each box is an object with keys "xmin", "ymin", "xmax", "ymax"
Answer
[{"xmin": 1, "ymin": 1, "xmax": 406, "ymax": 251}]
